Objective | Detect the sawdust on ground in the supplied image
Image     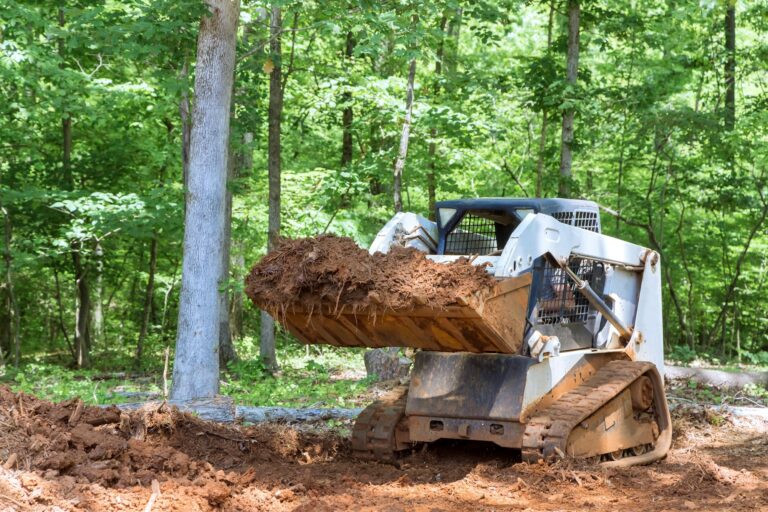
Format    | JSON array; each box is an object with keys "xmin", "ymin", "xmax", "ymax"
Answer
[{"xmin": 0, "ymin": 386, "xmax": 766, "ymax": 511}]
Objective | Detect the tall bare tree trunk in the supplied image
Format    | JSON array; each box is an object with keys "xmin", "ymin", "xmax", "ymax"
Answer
[
  {"xmin": 393, "ymin": 56, "xmax": 417, "ymax": 213},
  {"xmin": 341, "ymin": 32, "xmax": 355, "ymax": 168},
  {"xmin": 536, "ymin": 1, "xmax": 555, "ymax": 198},
  {"xmin": 171, "ymin": 0, "xmax": 240, "ymax": 400},
  {"xmin": 135, "ymin": 235, "xmax": 158, "ymax": 367},
  {"xmin": 558, "ymin": 0, "xmax": 580, "ymax": 198},
  {"xmin": 260, "ymin": 4, "xmax": 283, "ymax": 371},
  {"xmin": 724, "ymin": 2, "xmax": 736, "ymax": 132}
]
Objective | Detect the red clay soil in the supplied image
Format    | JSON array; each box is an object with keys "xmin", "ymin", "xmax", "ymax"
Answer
[
  {"xmin": 245, "ymin": 235, "xmax": 496, "ymax": 315},
  {"xmin": 0, "ymin": 387, "xmax": 766, "ymax": 511}
]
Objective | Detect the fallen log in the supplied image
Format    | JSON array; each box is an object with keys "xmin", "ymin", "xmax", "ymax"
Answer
[
  {"xmin": 666, "ymin": 365, "xmax": 768, "ymax": 389},
  {"xmin": 111, "ymin": 396, "xmax": 362, "ymax": 425}
]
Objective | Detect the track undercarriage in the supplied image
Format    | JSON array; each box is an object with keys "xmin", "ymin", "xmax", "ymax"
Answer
[{"xmin": 351, "ymin": 360, "xmax": 672, "ymax": 468}]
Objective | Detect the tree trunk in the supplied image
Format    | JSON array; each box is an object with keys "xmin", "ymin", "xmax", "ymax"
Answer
[
  {"xmin": 135, "ymin": 235, "xmax": 158, "ymax": 368},
  {"xmin": 444, "ymin": 8, "xmax": 462, "ymax": 76},
  {"xmin": 2, "ymin": 206, "xmax": 20, "ymax": 367},
  {"xmin": 230, "ymin": 248, "xmax": 245, "ymax": 340},
  {"xmin": 724, "ymin": 2, "xmax": 736, "ymax": 131},
  {"xmin": 0, "ymin": 294, "xmax": 9, "ymax": 364},
  {"xmin": 341, "ymin": 32, "xmax": 355, "ymax": 168},
  {"xmin": 59, "ymin": 8, "xmax": 73, "ymax": 190},
  {"xmin": 536, "ymin": 1, "xmax": 555, "ymax": 198},
  {"xmin": 171, "ymin": 0, "xmax": 240, "ymax": 401},
  {"xmin": 218, "ymin": 137, "xmax": 237, "ymax": 367},
  {"xmin": 393, "ymin": 57, "xmax": 417, "ymax": 213},
  {"xmin": 92, "ymin": 241, "xmax": 104, "ymax": 345},
  {"xmin": 427, "ymin": 15, "xmax": 447, "ymax": 219},
  {"xmin": 230, "ymin": 132, "xmax": 252, "ymax": 342},
  {"xmin": 558, "ymin": 0, "xmax": 580, "ymax": 198},
  {"xmin": 179, "ymin": 60, "xmax": 192, "ymax": 191},
  {"xmin": 160, "ymin": 258, "xmax": 180, "ymax": 341},
  {"xmin": 260, "ymin": 4, "xmax": 283, "ymax": 372},
  {"xmin": 53, "ymin": 266, "xmax": 75, "ymax": 359},
  {"xmin": 72, "ymin": 243, "xmax": 90, "ymax": 368}
]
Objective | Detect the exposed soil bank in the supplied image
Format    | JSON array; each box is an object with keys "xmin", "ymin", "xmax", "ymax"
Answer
[{"xmin": 245, "ymin": 235, "xmax": 495, "ymax": 314}]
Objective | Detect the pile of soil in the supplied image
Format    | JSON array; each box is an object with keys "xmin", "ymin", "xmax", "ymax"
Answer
[
  {"xmin": 245, "ymin": 235, "xmax": 496, "ymax": 314},
  {"xmin": 0, "ymin": 387, "xmax": 766, "ymax": 511},
  {"xmin": 0, "ymin": 386, "xmax": 343, "ymax": 511}
]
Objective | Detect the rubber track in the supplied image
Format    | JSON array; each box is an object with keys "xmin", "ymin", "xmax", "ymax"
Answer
[
  {"xmin": 521, "ymin": 360, "xmax": 655, "ymax": 462},
  {"xmin": 351, "ymin": 387, "xmax": 408, "ymax": 461}
]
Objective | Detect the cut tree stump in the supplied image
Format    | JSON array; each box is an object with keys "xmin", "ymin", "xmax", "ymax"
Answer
[{"xmin": 364, "ymin": 348, "xmax": 411, "ymax": 381}]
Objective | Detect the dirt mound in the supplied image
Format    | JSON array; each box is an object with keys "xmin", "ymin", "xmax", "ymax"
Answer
[
  {"xmin": 0, "ymin": 386, "xmax": 342, "ymax": 508},
  {"xmin": 245, "ymin": 235, "xmax": 496, "ymax": 314}
]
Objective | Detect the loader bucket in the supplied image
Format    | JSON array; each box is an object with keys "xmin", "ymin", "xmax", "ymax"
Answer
[{"xmin": 277, "ymin": 274, "xmax": 532, "ymax": 354}]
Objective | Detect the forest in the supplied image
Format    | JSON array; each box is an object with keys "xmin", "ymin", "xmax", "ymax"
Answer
[{"xmin": 1, "ymin": 0, "xmax": 768, "ymax": 387}]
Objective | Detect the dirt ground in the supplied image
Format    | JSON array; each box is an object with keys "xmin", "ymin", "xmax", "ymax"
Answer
[
  {"xmin": 0, "ymin": 387, "xmax": 766, "ymax": 512},
  {"xmin": 245, "ymin": 235, "xmax": 495, "ymax": 313}
]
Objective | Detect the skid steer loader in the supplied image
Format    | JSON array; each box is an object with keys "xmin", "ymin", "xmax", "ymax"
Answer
[{"xmin": 279, "ymin": 198, "xmax": 672, "ymax": 467}]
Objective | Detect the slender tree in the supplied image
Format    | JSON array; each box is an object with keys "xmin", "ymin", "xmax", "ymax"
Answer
[
  {"xmin": 135, "ymin": 235, "xmax": 158, "ymax": 367},
  {"xmin": 92, "ymin": 241, "xmax": 104, "ymax": 345},
  {"xmin": 393, "ymin": 57, "xmax": 417, "ymax": 213},
  {"xmin": 341, "ymin": 31, "xmax": 355, "ymax": 168},
  {"xmin": 427, "ymin": 15, "xmax": 447, "ymax": 218},
  {"xmin": 171, "ymin": 0, "xmax": 240, "ymax": 400},
  {"xmin": 218, "ymin": 136, "xmax": 238, "ymax": 366},
  {"xmin": 724, "ymin": 1, "xmax": 736, "ymax": 132},
  {"xmin": 230, "ymin": 132, "xmax": 252, "ymax": 342},
  {"xmin": 2, "ymin": 206, "xmax": 20, "ymax": 367},
  {"xmin": 72, "ymin": 243, "xmax": 90, "ymax": 368},
  {"xmin": 58, "ymin": 6, "xmax": 91, "ymax": 367},
  {"xmin": 179, "ymin": 60, "xmax": 192, "ymax": 189},
  {"xmin": 260, "ymin": 4, "xmax": 283, "ymax": 371},
  {"xmin": 558, "ymin": 0, "xmax": 580, "ymax": 198},
  {"xmin": 535, "ymin": 1, "xmax": 555, "ymax": 198}
]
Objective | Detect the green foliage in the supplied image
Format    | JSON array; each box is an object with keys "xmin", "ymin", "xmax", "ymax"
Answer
[
  {"xmin": 668, "ymin": 345, "xmax": 699, "ymax": 364},
  {"xmin": 742, "ymin": 383, "xmax": 768, "ymax": 400},
  {"xmin": 2, "ymin": 363, "xmax": 161, "ymax": 405},
  {"xmin": 223, "ymin": 357, "xmax": 374, "ymax": 408},
  {"xmin": 222, "ymin": 337, "xmax": 374, "ymax": 407},
  {"xmin": 742, "ymin": 351, "xmax": 768, "ymax": 367},
  {"xmin": 0, "ymin": 342, "xmax": 373, "ymax": 409}
]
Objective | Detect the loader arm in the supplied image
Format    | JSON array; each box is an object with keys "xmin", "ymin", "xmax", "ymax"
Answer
[{"xmin": 491, "ymin": 212, "xmax": 664, "ymax": 374}]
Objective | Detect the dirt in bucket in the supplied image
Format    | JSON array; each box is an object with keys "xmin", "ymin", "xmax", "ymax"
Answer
[{"xmin": 244, "ymin": 235, "xmax": 496, "ymax": 314}]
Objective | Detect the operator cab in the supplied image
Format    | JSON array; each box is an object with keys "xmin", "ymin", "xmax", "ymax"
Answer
[
  {"xmin": 436, "ymin": 198, "xmax": 605, "ymax": 352},
  {"xmin": 435, "ymin": 198, "xmax": 601, "ymax": 256}
]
